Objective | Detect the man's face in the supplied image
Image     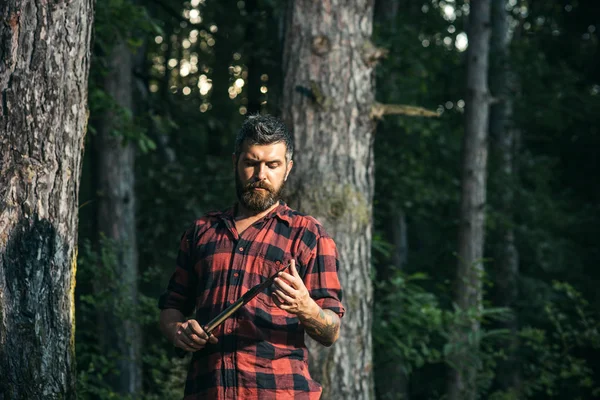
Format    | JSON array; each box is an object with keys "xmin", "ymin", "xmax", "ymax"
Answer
[{"xmin": 234, "ymin": 141, "xmax": 293, "ymax": 213}]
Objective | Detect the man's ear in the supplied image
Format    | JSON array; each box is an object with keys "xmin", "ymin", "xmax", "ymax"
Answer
[{"xmin": 285, "ymin": 160, "xmax": 294, "ymax": 181}]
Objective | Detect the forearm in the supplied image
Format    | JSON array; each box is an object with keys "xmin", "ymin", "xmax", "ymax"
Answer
[
  {"xmin": 159, "ymin": 308, "xmax": 185, "ymax": 343},
  {"xmin": 298, "ymin": 300, "xmax": 341, "ymax": 347}
]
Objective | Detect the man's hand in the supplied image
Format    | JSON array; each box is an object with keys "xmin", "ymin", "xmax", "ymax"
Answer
[
  {"xmin": 172, "ymin": 319, "xmax": 218, "ymax": 352},
  {"xmin": 272, "ymin": 260, "xmax": 341, "ymax": 346},
  {"xmin": 271, "ymin": 259, "xmax": 317, "ymax": 317}
]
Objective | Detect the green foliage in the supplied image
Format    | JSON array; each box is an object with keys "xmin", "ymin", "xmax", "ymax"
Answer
[
  {"xmin": 514, "ymin": 282, "xmax": 600, "ymax": 399},
  {"xmin": 373, "ymin": 271, "xmax": 445, "ymax": 374},
  {"xmin": 76, "ymin": 237, "xmax": 188, "ymax": 400},
  {"xmin": 94, "ymin": 0, "xmax": 158, "ymax": 58},
  {"xmin": 76, "ymin": 237, "xmax": 134, "ymax": 399},
  {"xmin": 372, "ymin": 261, "xmax": 600, "ymax": 400},
  {"xmin": 88, "ymin": 0, "xmax": 160, "ymax": 152},
  {"xmin": 372, "ymin": 225, "xmax": 513, "ymax": 397}
]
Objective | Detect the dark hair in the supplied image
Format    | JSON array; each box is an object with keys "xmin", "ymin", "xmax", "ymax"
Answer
[{"xmin": 234, "ymin": 114, "xmax": 294, "ymax": 162}]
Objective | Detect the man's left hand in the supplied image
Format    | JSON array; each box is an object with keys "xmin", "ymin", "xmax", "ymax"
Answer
[{"xmin": 272, "ymin": 259, "xmax": 318, "ymax": 318}]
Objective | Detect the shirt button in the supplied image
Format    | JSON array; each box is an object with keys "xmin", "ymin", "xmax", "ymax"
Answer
[
  {"xmin": 238, "ymin": 247, "xmax": 244, "ymax": 252},
  {"xmin": 227, "ymin": 328, "xmax": 233, "ymax": 334},
  {"xmin": 229, "ymin": 300, "xmax": 234, "ymax": 304},
  {"xmin": 233, "ymin": 273, "xmax": 239, "ymax": 277},
  {"xmin": 276, "ymin": 260, "xmax": 281, "ymax": 265}
]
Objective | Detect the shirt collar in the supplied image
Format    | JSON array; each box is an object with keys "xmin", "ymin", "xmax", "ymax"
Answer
[{"xmin": 215, "ymin": 201, "xmax": 293, "ymax": 225}]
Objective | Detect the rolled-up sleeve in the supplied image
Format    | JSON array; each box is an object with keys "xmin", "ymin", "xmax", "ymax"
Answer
[
  {"xmin": 303, "ymin": 234, "xmax": 345, "ymax": 318},
  {"xmin": 158, "ymin": 229, "xmax": 196, "ymax": 316}
]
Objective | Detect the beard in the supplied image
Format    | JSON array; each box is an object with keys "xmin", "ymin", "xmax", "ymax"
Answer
[{"xmin": 235, "ymin": 172, "xmax": 286, "ymax": 213}]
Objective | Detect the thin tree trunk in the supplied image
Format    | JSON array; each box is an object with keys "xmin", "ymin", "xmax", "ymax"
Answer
[
  {"xmin": 447, "ymin": 1, "xmax": 492, "ymax": 400},
  {"xmin": 244, "ymin": 0, "xmax": 262, "ymax": 115},
  {"xmin": 282, "ymin": 1, "xmax": 376, "ymax": 398},
  {"xmin": 373, "ymin": 1, "xmax": 409, "ymax": 398},
  {"xmin": 375, "ymin": 0, "xmax": 399, "ymax": 26},
  {"xmin": 94, "ymin": 38, "xmax": 141, "ymax": 394},
  {"xmin": 391, "ymin": 209, "xmax": 408, "ymax": 271},
  {"xmin": 210, "ymin": 1, "xmax": 237, "ymax": 110},
  {"xmin": 208, "ymin": 0, "xmax": 238, "ymax": 154},
  {"xmin": 0, "ymin": 1, "xmax": 94, "ymax": 398},
  {"xmin": 490, "ymin": 0, "xmax": 520, "ymax": 394}
]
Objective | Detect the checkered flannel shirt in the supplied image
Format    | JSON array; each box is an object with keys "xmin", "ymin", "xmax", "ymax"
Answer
[{"xmin": 158, "ymin": 201, "xmax": 345, "ymax": 399}]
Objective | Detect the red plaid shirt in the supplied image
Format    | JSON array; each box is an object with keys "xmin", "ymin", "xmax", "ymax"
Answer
[{"xmin": 159, "ymin": 201, "xmax": 345, "ymax": 399}]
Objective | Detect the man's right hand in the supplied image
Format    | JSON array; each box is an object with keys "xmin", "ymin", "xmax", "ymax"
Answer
[{"xmin": 172, "ymin": 319, "xmax": 218, "ymax": 352}]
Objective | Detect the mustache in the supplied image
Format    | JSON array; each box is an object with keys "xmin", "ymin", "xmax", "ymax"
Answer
[{"xmin": 245, "ymin": 181, "xmax": 274, "ymax": 192}]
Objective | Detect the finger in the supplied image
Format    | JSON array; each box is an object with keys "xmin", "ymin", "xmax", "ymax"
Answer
[
  {"xmin": 290, "ymin": 259, "xmax": 300, "ymax": 278},
  {"xmin": 278, "ymin": 271, "xmax": 297, "ymax": 284},
  {"xmin": 181, "ymin": 326, "xmax": 210, "ymax": 348},
  {"xmin": 208, "ymin": 335, "xmax": 219, "ymax": 344},
  {"xmin": 273, "ymin": 289, "xmax": 294, "ymax": 304},
  {"xmin": 177, "ymin": 327, "xmax": 205, "ymax": 348},
  {"xmin": 188, "ymin": 333, "xmax": 208, "ymax": 346},
  {"xmin": 275, "ymin": 276, "xmax": 298, "ymax": 293},
  {"xmin": 279, "ymin": 272, "xmax": 304, "ymax": 290},
  {"xmin": 177, "ymin": 325, "xmax": 193, "ymax": 342},
  {"xmin": 178, "ymin": 342, "xmax": 196, "ymax": 352},
  {"xmin": 176, "ymin": 335, "xmax": 202, "ymax": 351},
  {"xmin": 184, "ymin": 338, "xmax": 204, "ymax": 350},
  {"xmin": 272, "ymin": 295, "xmax": 289, "ymax": 310},
  {"xmin": 187, "ymin": 320, "xmax": 210, "ymax": 340}
]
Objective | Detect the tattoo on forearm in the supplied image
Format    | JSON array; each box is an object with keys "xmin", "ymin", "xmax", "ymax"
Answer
[{"xmin": 301, "ymin": 308, "xmax": 340, "ymax": 346}]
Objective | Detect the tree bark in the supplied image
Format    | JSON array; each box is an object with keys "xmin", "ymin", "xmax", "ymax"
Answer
[
  {"xmin": 282, "ymin": 1, "xmax": 376, "ymax": 399},
  {"xmin": 490, "ymin": 0, "xmax": 520, "ymax": 394},
  {"xmin": 0, "ymin": 1, "xmax": 94, "ymax": 398},
  {"xmin": 94, "ymin": 38, "xmax": 141, "ymax": 394},
  {"xmin": 447, "ymin": 1, "xmax": 492, "ymax": 400}
]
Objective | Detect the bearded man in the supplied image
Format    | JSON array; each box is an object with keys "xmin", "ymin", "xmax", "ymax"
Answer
[{"xmin": 158, "ymin": 114, "xmax": 344, "ymax": 399}]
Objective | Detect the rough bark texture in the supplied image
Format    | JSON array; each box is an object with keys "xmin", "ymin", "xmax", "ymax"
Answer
[
  {"xmin": 94, "ymin": 39, "xmax": 142, "ymax": 394},
  {"xmin": 0, "ymin": 0, "xmax": 93, "ymax": 398},
  {"xmin": 282, "ymin": 1, "xmax": 376, "ymax": 399},
  {"xmin": 447, "ymin": 1, "xmax": 492, "ymax": 400},
  {"xmin": 490, "ymin": 0, "xmax": 521, "ymax": 394}
]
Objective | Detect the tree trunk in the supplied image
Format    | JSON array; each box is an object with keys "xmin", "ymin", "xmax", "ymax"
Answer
[
  {"xmin": 374, "ymin": 0, "xmax": 399, "ymax": 28},
  {"xmin": 94, "ymin": 38, "xmax": 141, "ymax": 394},
  {"xmin": 391, "ymin": 208, "xmax": 408, "ymax": 272},
  {"xmin": 447, "ymin": 1, "xmax": 492, "ymax": 400},
  {"xmin": 282, "ymin": 1, "xmax": 376, "ymax": 399},
  {"xmin": 490, "ymin": 0, "xmax": 520, "ymax": 394},
  {"xmin": 244, "ymin": 0, "xmax": 262, "ymax": 115},
  {"xmin": 373, "ymin": 1, "xmax": 409, "ymax": 398},
  {"xmin": 0, "ymin": 1, "xmax": 93, "ymax": 398}
]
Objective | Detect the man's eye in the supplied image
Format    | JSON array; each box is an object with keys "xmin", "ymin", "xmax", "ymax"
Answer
[{"xmin": 268, "ymin": 163, "xmax": 279, "ymax": 169}]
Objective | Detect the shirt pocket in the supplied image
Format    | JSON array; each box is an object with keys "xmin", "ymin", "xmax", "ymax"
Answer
[{"xmin": 255, "ymin": 260, "xmax": 289, "ymax": 316}]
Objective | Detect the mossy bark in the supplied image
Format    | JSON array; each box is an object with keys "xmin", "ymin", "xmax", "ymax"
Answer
[{"xmin": 282, "ymin": 1, "xmax": 376, "ymax": 398}]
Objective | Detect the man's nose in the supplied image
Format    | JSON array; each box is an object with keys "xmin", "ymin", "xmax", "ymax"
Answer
[{"xmin": 256, "ymin": 164, "xmax": 267, "ymax": 180}]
